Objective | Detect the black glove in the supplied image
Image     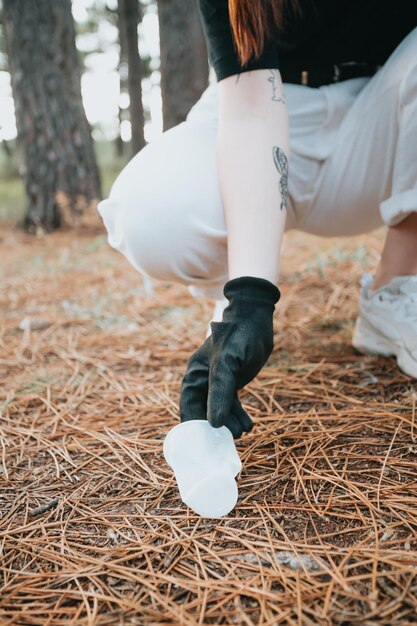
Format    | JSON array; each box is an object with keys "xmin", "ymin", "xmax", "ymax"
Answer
[{"xmin": 179, "ymin": 275, "xmax": 281, "ymax": 439}]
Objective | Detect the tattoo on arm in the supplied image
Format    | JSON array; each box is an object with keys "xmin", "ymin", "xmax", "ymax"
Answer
[
  {"xmin": 268, "ymin": 69, "xmax": 285, "ymax": 104},
  {"xmin": 272, "ymin": 146, "xmax": 288, "ymax": 210}
]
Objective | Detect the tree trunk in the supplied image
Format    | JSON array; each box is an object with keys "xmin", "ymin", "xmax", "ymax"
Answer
[
  {"xmin": 157, "ymin": 0, "xmax": 209, "ymax": 131},
  {"xmin": 118, "ymin": 0, "xmax": 146, "ymax": 156},
  {"xmin": 3, "ymin": 0, "xmax": 102, "ymax": 232},
  {"xmin": 116, "ymin": 0, "xmax": 129, "ymax": 158}
]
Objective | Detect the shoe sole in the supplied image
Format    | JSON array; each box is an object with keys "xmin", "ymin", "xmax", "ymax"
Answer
[{"xmin": 352, "ymin": 317, "xmax": 417, "ymax": 379}]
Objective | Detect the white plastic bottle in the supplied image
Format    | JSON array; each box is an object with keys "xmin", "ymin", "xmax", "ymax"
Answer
[{"xmin": 163, "ymin": 420, "xmax": 242, "ymax": 518}]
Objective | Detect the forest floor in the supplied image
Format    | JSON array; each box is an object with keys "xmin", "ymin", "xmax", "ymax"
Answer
[{"xmin": 1, "ymin": 221, "xmax": 417, "ymax": 625}]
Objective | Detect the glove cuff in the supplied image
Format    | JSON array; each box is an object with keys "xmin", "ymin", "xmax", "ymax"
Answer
[{"xmin": 223, "ymin": 275, "xmax": 281, "ymax": 306}]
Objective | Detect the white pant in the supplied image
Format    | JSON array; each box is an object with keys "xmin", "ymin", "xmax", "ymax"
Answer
[{"xmin": 98, "ymin": 27, "xmax": 417, "ymax": 300}]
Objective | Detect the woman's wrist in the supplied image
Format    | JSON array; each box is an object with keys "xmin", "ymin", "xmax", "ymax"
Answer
[{"xmin": 223, "ymin": 275, "xmax": 281, "ymax": 311}]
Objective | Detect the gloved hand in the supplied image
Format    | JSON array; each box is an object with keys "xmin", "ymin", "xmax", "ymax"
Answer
[{"xmin": 179, "ymin": 275, "xmax": 281, "ymax": 439}]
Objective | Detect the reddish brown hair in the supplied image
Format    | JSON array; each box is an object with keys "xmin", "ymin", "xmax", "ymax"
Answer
[{"xmin": 228, "ymin": 0, "xmax": 300, "ymax": 66}]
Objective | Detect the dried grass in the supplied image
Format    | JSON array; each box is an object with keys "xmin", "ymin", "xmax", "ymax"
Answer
[{"xmin": 1, "ymin": 225, "xmax": 417, "ymax": 625}]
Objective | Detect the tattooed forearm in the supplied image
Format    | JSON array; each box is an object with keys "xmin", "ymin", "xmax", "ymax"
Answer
[
  {"xmin": 268, "ymin": 69, "xmax": 285, "ymax": 104},
  {"xmin": 272, "ymin": 146, "xmax": 288, "ymax": 210}
]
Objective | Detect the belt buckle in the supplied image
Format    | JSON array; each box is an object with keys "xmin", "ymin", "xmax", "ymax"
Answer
[
  {"xmin": 333, "ymin": 63, "xmax": 341, "ymax": 83},
  {"xmin": 333, "ymin": 61, "xmax": 370, "ymax": 83}
]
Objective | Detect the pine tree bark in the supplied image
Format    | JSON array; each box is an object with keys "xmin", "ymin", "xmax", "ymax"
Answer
[
  {"xmin": 117, "ymin": 0, "xmax": 129, "ymax": 158},
  {"xmin": 157, "ymin": 0, "xmax": 209, "ymax": 131},
  {"xmin": 3, "ymin": 0, "xmax": 101, "ymax": 232},
  {"xmin": 119, "ymin": 0, "xmax": 146, "ymax": 156}
]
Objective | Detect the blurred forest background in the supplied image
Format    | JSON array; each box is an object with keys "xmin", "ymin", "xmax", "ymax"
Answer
[{"xmin": 0, "ymin": 0, "xmax": 211, "ymax": 231}]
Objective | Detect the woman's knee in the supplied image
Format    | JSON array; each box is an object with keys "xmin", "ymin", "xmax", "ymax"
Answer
[
  {"xmin": 379, "ymin": 26, "xmax": 417, "ymax": 100},
  {"xmin": 98, "ymin": 120, "xmax": 227, "ymax": 284}
]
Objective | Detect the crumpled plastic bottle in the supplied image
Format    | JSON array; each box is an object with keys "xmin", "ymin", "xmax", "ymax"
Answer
[{"xmin": 163, "ymin": 420, "xmax": 242, "ymax": 518}]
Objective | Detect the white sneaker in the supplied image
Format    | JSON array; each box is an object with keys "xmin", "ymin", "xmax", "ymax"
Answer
[
  {"xmin": 352, "ymin": 272, "xmax": 417, "ymax": 378},
  {"xmin": 205, "ymin": 297, "xmax": 228, "ymax": 338}
]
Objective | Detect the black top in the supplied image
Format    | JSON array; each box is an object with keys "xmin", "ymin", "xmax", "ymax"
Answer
[{"xmin": 197, "ymin": 0, "xmax": 417, "ymax": 83}]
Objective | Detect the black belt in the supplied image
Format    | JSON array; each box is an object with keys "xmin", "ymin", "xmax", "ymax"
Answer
[{"xmin": 281, "ymin": 61, "xmax": 382, "ymax": 87}]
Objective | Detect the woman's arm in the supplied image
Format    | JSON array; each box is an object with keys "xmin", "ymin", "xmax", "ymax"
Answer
[
  {"xmin": 217, "ymin": 68, "xmax": 289, "ymax": 286},
  {"xmin": 179, "ymin": 68, "xmax": 289, "ymax": 438}
]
